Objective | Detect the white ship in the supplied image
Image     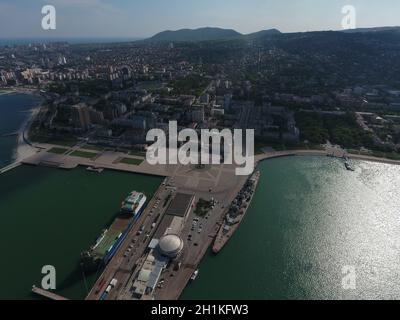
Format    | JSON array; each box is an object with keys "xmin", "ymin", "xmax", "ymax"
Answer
[
  {"xmin": 121, "ymin": 191, "xmax": 147, "ymax": 216},
  {"xmin": 191, "ymin": 270, "xmax": 199, "ymax": 281}
]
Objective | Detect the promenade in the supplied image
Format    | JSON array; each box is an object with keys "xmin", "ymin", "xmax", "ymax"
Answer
[{"xmin": 255, "ymin": 148, "xmax": 400, "ymax": 166}]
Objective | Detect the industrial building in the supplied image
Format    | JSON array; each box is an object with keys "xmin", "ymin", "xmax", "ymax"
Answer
[{"xmin": 154, "ymin": 192, "xmax": 195, "ymax": 238}]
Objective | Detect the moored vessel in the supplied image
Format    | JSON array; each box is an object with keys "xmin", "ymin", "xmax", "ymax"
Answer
[
  {"xmin": 191, "ymin": 270, "xmax": 199, "ymax": 281},
  {"xmin": 81, "ymin": 191, "xmax": 147, "ymax": 272},
  {"xmin": 121, "ymin": 191, "xmax": 147, "ymax": 216},
  {"xmin": 212, "ymin": 171, "xmax": 260, "ymax": 254}
]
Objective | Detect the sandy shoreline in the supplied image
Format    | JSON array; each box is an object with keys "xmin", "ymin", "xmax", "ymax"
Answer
[
  {"xmin": 2, "ymin": 90, "xmax": 43, "ymax": 164},
  {"xmin": 13, "ymin": 107, "xmax": 40, "ymax": 162},
  {"xmin": 0, "ymin": 90, "xmax": 41, "ymax": 170}
]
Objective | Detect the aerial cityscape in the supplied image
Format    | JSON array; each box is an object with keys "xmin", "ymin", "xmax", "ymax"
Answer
[{"xmin": 1, "ymin": 0, "xmax": 400, "ymax": 305}]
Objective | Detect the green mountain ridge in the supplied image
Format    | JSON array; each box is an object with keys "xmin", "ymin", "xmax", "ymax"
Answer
[
  {"xmin": 148, "ymin": 27, "xmax": 281, "ymax": 42},
  {"xmin": 146, "ymin": 26, "xmax": 400, "ymax": 43}
]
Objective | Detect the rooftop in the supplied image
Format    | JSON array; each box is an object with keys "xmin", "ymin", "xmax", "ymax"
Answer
[
  {"xmin": 158, "ymin": 234, "xmax": 183, "ymax": 257},
  {"xmin": 165, "ymin": 193, "xmax": 194, "ymax": 218}
]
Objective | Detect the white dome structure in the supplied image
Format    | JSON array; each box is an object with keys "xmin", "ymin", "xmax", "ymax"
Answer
[{"xmin": 158, "ymin": 234, "xmax": 184, "ymax": 258}]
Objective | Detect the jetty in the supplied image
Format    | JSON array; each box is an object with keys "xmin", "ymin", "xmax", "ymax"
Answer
[
  {"xmin": 31, "ymin": 286, "xmax": 69, "ymax": 300},
  {"xmin": 0, "ymin": 162, "xmax": 21, "ymax": 175}
]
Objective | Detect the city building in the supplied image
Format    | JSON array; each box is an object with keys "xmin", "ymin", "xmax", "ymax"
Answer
[{"xmin": 72, "ymin": 103, "xmax": 91, "ymax": 130}]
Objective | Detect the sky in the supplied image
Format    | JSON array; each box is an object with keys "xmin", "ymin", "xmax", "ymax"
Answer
[{"xmin": 0, "ymin": 0, "xmax": 400, "ymax": 39}]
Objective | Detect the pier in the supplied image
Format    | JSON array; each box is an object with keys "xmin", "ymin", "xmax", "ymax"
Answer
[
  {"xmin": 0, "ymin": 162, "xmax": 21, "ymax": 175},
  {"xmin": 1, "ymin": 131, "xmax": 19, "ymax": 137},
  {"xmin": 31, "ymin": 286, "xmax": 69, "ymax": 300}
]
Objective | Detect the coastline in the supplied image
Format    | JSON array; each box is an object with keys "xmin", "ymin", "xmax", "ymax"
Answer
[
  {"xmin": 0, "ymin": 90, "xmax": 43, "ymax": 168},
  {"xmin": 255, "ymin": 149, "xmax": 400, "ymax": 167},
  {"xmin": 0, "ymin": 87, "xmax": 40, "ymax": 99},
  {"xmin": 13, "ymin": 106, "xmax": 40, "ymax": 162},
  {"xmin": 0, "ymin": 90, "xmax": 14, "ymax": 96}
]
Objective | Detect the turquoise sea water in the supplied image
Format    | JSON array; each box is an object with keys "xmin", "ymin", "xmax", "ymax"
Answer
[
  {"xmin": 0, "ymin": 165, "xmax": 162, "ymax": 300},
  {"xmin": 182, "ymin": 156, "xmax": 400, "ymax": 300}
]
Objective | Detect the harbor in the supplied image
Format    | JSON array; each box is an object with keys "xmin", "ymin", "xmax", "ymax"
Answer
[
  {"xmin": 84, "ymin": 162, "xmax": 248, "ymax": 300},
  {"xmin": 1, "ymin": 108, "xmax": 400, "ymax": 300},
  {"xmin": 0, "ymin": 164, "xmax": 162, "ymax": 299},
  {"xmin": 1, "ymin": 149, "xmax": 400, "ymax": 299},
  {"xmin": 4, "ymin": 139, "xmax": 400, "ymax": 300}
]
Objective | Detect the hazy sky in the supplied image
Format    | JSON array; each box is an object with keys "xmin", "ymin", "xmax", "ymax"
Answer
[{"xmin": 1, "ymin": 0, "xmax": 400, "ymax": 39}]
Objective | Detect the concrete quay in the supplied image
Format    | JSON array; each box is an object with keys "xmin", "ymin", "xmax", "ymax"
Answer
[
  {"xmin": 32, "ymin": 286, "xmax": 68, "ymax": 300},
  {"xmin": 22, "ymin": 145, "xmax": 175, "ymax": 178}
]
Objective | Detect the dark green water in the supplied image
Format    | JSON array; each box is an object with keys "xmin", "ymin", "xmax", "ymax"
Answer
[
  {"xmin": 182, "ymin": 156, "xmax": 400, "ymax": 300},
  {"xmin": 0, "ymin": 165, "xmax": 162, "ymax": 300},
  {"xmin": 0, "ymin": 92, "xmax": 41, "ymax": 167}
]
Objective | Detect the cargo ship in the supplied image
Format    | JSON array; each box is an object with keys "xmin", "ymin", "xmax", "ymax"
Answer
[
  {"xmin": 212, "ymin": 171, "xmax": 260, "ymax": 254},
  {"xmin": 81, "ymin": 191, "xmax": 147, "ymax": 272}
]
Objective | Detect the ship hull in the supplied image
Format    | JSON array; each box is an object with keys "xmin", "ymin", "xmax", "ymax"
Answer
[
  {"xmin": 102, "ymin": 205, "xmax": 145, "ymax": 265},
  {"xmin": 81, "ymin": 191, "xmax": 147, "ymax": 272},
  {"xmin": 212, "ymin": 171, "xmax": 260, "ymax": 254}
]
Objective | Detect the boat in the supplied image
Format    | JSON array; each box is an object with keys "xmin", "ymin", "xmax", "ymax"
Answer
[
  {"xmin": 191, "ymin": 270, "xmax": 199, "ymax": 281},
  {"xmin": 121, "ymin": 191, "xmax": 147, "ymax": 216},
  {"xmin": 86, "ymin": 166, "xmax": 104, "ymax": 173},
  {"xmin": 212, "ymin": 171, "xmax": 260, "ymax": 254},
  {"xmin": 81, "ymin": 191, "xmax": 147, "ymax": 272}
]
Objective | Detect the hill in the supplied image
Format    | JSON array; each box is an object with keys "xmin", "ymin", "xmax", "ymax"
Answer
[
  {"xmin": 341, "ymin": 26, "xmax": 400, "ymax": 33},
  {"xmin": 244, "ymin": 28, "xmax": 282, "ymax": 39},
  {"xmin": 149, "ymin": 27, "xmax": 241, "ymax": 42}
]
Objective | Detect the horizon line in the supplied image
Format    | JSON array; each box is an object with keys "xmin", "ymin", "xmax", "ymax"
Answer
[{"xmin": 1, "ymin": 24, "xmax": 399, "ymax": 43}]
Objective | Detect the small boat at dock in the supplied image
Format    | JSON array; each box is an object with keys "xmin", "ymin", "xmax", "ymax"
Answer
[
  {"xmin": 86, "ymin": 166, "xmax": 104, "ymax": 173},
  {"xmin": 191, "ymin": 270, "xmax": 199, "ymax": 281}
]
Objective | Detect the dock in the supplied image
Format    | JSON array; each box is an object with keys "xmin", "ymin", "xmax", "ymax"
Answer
[
  {"xmin": 0, "ymin": 162, "xmax": 21, "ymax": 175},
  {"xmin": 31, "ymin": 286, "xmax": 69, "ymax": 300}
]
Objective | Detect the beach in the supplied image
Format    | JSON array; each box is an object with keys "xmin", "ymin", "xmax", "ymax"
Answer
[
  {"xmin": 14, "ymin": 107, "xmax": 40, "ymax": 162},
  {"xmin": 0, "ymin": 91, "xmax": 42, "ymax": 167}
]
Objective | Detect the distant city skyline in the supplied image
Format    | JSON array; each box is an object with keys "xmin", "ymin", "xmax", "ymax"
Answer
[{"xmin": 1, "ymin": 0, "xmax": 400, "ymax": 39}]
